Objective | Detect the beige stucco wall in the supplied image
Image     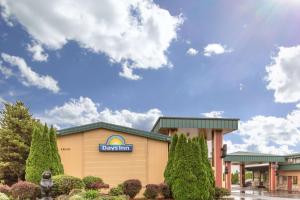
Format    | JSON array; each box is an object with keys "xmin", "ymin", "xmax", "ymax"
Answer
[
  {"xmin": 278, "ymin": 171, "xmax": 300, "ymax": 191},
  {"xmin": 57, "ymin": 133, "xmax": 83, "ymax": 178},
  {"xmin": 57, "ymin": 128, "xmax": 169, "ymax": 187}
]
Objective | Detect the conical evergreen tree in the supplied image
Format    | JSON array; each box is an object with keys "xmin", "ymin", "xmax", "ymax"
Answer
[
  {"xmin": 189, "ymin": 139, "xmax": 210, "ymax": 200},
  {"xmin": 49, "ymin": 126, "xmax": 64, "ymax": 175},
  {"xmin": 25, "ymin": 124, "xmax": 52, "ymax": 184},
  {"xmin": 199, "ymin": 134, "xmax": 215, "ymax": 199},
  {"xmin": 164, "ymin": 134, "xmax": 178, "ymax": 186},
  {"xmin": 171, "ymin": 135, "xmax": 199, "ymax": 200}
]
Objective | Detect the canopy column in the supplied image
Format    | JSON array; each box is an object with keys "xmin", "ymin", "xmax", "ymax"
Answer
[
  {"xmin": 214, "ymin": 130, "xmax": 223, "ymax": 187},
  {"xmin": 240, "ymin": 163, "xmax": 245, "ymax": 187},
  {"xmin": 269, "ymin": 162, "xmax": 277, "ymax": 191},
  {"xmin": 225, "ymin": 161, "xmax": 231, "ymax": 191}
]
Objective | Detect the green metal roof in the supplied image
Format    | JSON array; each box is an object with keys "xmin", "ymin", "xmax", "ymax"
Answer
[
  {"xmin": 58, "ymin": 121, "xmax": 171, "ymax": 142},
  {"xmin": 279, "ymin": 163, "xmax": 300, "ymax": 171},
  {"xmin": 224, "ymin": 151, "xmax": 286, "ymax": 163},
  {"xmin": 152, "ymin": 117, "xmax": 239, "ymax": 133},
  {"xmin": 286, "ymin": 153, "xmax": 300, "ymax": 158}
]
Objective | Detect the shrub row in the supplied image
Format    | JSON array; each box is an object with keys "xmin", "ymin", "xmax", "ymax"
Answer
[
  {"xmin": 0, "ymin": 181, "xmax": 40, "ymax": 200},
  {"xmin": 143, "ymin": 183, "xmax": 171, "ymax": 199}
]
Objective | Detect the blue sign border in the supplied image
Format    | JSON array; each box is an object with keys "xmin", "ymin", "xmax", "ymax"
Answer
[{"xmin": 99, "ymin": 135, "xmax": 133, "ymax": 152}]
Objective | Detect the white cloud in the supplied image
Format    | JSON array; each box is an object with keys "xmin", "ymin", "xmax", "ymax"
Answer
[
  {"xmin": 239, "ymin": 83, "xmax": 244, "ymax": 91},
  {"xmin": 1, "ymin": 53, "xmax": 60, "ymax": 93},
  {"xmin": 186, "ymin": 48, "xmax": 198, "ymax": 56},
  {"xmin": 0, "ymin": 62, "xmax": 13, "ymax": 79},
  {"xmin": 202, "ymin": 110, "xmax": 224, "ymax": 118},
  {"xmin": 203, "ymin": 43, "xmax": 232, "ymax": 57},
  {"xmin": 226, "ymin": 104, "xmax": 300, "ymax": 155},
  {"xmin": 119, "ymin": 63, "xmax": 141, "ymax": 80},
  {"xmin": 224, "ymin": 140, "xmax": 249, "ymax": 153},
  {"xmin": 39, "ymin": 96, "xmax": 162, "ymax": 130},
  {"xmin": 0, "ymin": 0, "xmax": 183, "ymax": 80},
  {"xmin": 265, "ymin": 45, "xmax": 300, "ymax": 103},
  {"xmin": 27, "ymin": 42, "xmax": 48, "ymax": 62}
]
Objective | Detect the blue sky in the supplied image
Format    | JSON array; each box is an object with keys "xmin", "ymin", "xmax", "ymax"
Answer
[{"xmin": 0, "ymin": 0, "xmax": 300, "ymax": 154}]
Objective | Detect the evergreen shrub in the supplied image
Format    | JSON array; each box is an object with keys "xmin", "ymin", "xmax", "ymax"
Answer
[
  {"xmin": 83, "ymin": 190, "xmax": 100, "ymax": 199},
  {"xmin": 52, "ymin": 175, "xmax": 84, "ymax": 197},
  {"xmin": 109, "ymin": 184, "xmax": 124, "ymax": 196},
  {"xmin": 82, "ymin": 176, "xmax": 103, "ymax": 189}
]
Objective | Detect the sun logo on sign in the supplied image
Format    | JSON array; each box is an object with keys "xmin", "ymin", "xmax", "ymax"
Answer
[{"xmin": 106, "ymin": 135, "xmax": 125, "ymax": 145}]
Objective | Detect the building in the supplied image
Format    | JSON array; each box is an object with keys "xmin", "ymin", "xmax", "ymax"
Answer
[
  {"xmin": 224, "ymin": 152, "xmax": 300, "ymax": 192},
  {"xmin": 57, "ymin": 117, "xmax": 239, "ymax": 187}
]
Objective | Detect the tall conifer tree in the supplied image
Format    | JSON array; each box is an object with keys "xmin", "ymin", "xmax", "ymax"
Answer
[
  {"xmin": 49, "ymin": 126, "xmax": 64, "ymax": 175},
  {"xmin": 164, "ymin": 134, "xmax": 178, "ymax": 186},
  {"xmin": 25, "ymin": 124, "xmax": 52, "ymax": 184},
  {"xmin": 171, "ymin": 135, "xmax": 199, "ymax": 200},
  {"xmin": 0, "ymin": 101, "xmax": 40, "ymax": 184},
  {"xmin": 190, "ymin": 139, "xmax": 210, "ymax": 200},
  {"xmin": 199, "ymin": 134, "xmax": 215, "ymax": 199}
]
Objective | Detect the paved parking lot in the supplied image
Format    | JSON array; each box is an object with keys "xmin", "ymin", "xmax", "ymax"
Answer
[{"xmin": 230, "ymin": 185, "xmax": 300, "ymax": 200}]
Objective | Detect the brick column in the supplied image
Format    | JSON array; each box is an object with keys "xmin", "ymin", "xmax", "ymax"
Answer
[
  {"xmin": 214, "ymin": 130, "xmax": 223, "ymax": 187},
  {"xmin": 269, "ymin": 162, "xmax": 276, "ymax": 191},
  {"xmin": 225, "ymin": 161, "xmax": 231, "ymax": 191},
  {"xmin": 240, "ymin": 163, "xmax": 245, "ymax": 187}
]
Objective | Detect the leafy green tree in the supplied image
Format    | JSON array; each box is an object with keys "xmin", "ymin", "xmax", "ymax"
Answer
[
  {"xmin": 199, "ymin": 134, "xmax": 215, "ymax": 199},
  {"xmin": 245, "ymin": 171, "xmax": 253, "ymax": 180},
  {"xmin": 171, "ymin": 135, "xmax": 199, "ymax": 200},
  {"xmin": 164, "ymin": 134, "xmax": 178, "ymax": 186},
  {"xmin": 0, "ymin": 101, "xmax": 40, "ymax": 184},
  {"xmin": 25, "ymin": 124, "xmax": 52, "ymax": 184},
  {"xmin": 231, "ymin": 171, "xmax": 239, "ymax": 184},
  {"xmin": 49, "ymin": 126, "xmax": 64, "ymax": 175}
]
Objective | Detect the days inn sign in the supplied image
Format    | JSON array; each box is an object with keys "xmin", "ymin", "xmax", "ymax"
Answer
[{"xmin": 99, "ymin": 135, "xmax": 133, "ymax": 152}]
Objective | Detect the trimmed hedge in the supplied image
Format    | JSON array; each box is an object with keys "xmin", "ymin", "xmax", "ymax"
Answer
[
  {"xmin": 0, "ymin": 193, "xmax": 9, "ymax": 200},
  {"xmin": 143, "ymin": 184, "xmax": 159, "ymax": 199},
  {"xmin": 82, "ymin": 176, "xmax": 103, "ymax": 189},
  {"xmin": 11, "ymin": 181, "xmax": 40, "ymax": 200},
  {"xmin": 52, "ymin": 175, "xmax": 84, "ymax": 197},
  {"xmin": 123, "ymin": 179, "xmax": 142, "ymax": 199},
  {"xmin": 109, "ymin": 184, "xmax": 124, "ymax": 196},
  {"xmin": 159, "ymin": 183, "xmax": 172, "ymax": 199},
  {"xmin": 0, "ymin": 185, "xmax": 10, "ymax": 196}
]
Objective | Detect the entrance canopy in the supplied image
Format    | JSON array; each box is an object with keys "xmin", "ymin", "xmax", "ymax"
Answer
[{"xmin": 224, "ymin": 151, "xmax": 286, "ymax": 164}]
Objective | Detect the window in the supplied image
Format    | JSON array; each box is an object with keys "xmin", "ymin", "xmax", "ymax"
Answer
[{"xmin": 293, "ymin": 176, "xmax": 298, "ymax": 185}]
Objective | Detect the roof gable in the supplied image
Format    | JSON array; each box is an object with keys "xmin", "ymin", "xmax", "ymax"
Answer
[{"xmin": 58, "ymin": 121, "xmax": 170, "ymax": 142}]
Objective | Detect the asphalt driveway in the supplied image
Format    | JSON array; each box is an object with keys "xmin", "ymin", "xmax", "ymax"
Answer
[{"xmin": 230, "ymin": 185, "xmax": 300, "ymax": 200}]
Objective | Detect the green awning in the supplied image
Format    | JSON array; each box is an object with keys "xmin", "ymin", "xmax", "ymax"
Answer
[
  {"xmin": 224, "ymin": 151, "xmax": 286, "ymax": 163},
  {"xmin": 152, "ymin": 117, "xmax": 239, "ymax": 133},
  {"xmin": 279, "ymin": 163, "xmax": 300, "ymax": 171}
]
